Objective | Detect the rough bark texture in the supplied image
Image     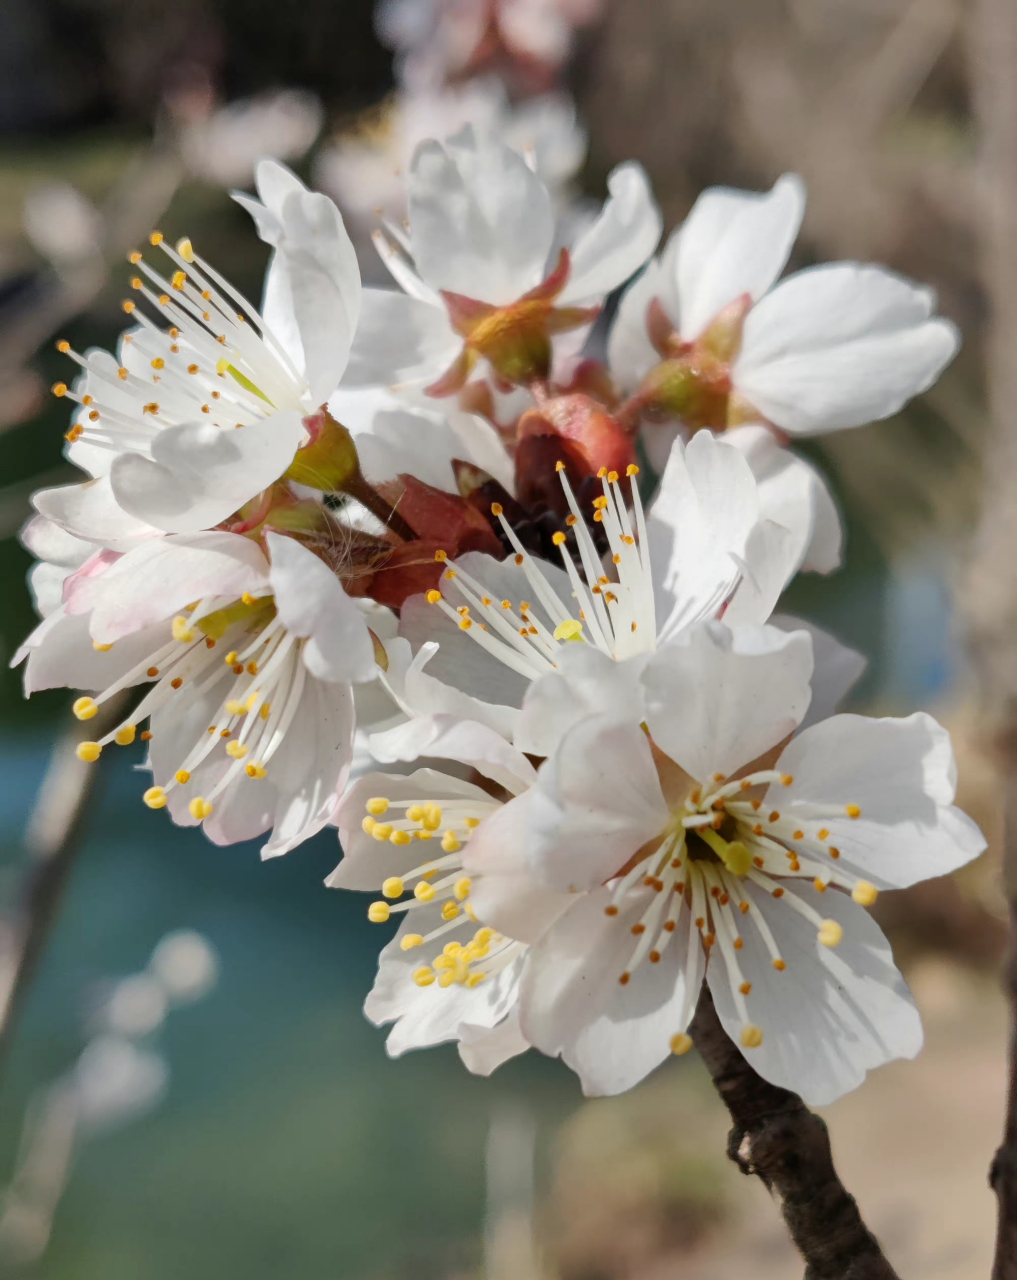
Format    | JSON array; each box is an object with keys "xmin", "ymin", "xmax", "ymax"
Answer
[{"xmin": 689, "ymin": 991, "xmax": 899, "ymax": 1280}]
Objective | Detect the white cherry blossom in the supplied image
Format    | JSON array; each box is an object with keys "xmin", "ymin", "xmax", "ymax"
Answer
[
  {"xmin": 15, "ymin": 532, "xmax": 380, "ymax": 857},
  {"xmin": 345, "ymin": 126, "xmax": 660, "ymax": 398},
  {"xmin": 42, "ymin": 162, "xmax": 361, "ymax": 541},
  {"xmin": 607, "ymin": 173, "xmax": 959, "ymax": 437}
]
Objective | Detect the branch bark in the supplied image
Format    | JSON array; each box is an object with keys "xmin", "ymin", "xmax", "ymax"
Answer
[{"xmin": 689, "ymin": 990, "xmax": 899, "ymax": 1280}]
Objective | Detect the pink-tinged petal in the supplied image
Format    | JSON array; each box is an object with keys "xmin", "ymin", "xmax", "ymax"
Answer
[
  {"xmin": 708, "ymin": 879, "xmax": 922, "ymax": 1105},
  {"xmin": 110, "ymin": 413, "xmax": 307, "ymax": 534},
  {"xmin": 735, "ymin": 263, "xmax": 960, "ymax": 435},
  {"xmin": 67, "ymin": 531, "xmax": 269, "ymax": 643},
  {"xmin": 673, "ymin": 174, "xmax": 805, "ymax": 340},
  {"xmin": 769, "ymin": 712, "xmax": 986, "ymax": 889},
  {"xmin": 408, "ymin": 127, "xmax": 553, "ymax": 304},
  {"xmin": 519, "ymin": 885, "xmax": 703, "ymax": 1095},
  {"xmin": 558, "ymin": 162, "xmax": 662, "ymax": 305},
  {"xmin": 642, "ymin": 622, "xmax": 813, "ymax": 784},
  {"xmin": 266, "ymin": 533, "xmax": 376, "ymax": 684}
]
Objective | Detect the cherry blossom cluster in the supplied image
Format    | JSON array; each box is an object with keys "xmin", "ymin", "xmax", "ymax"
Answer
[{"xmin": 17, "ymin": 135, "xmax": 984, "ymax": 1105}]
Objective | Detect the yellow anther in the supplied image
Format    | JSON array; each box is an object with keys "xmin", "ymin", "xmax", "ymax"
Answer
[
  {"xmin": 592, "ymin": 496, "xmax": 609, "ymax": 510},
  {"xmin": 149, "ymin": 231, "xmax": 164, "ymax": 245},
  {"xmin": 434, "ymin": 549, "xmax": 447, "ymax": 562},
  {"xmin": 453, "ymin": 877, "xmax": 472, "ymax": 901},
  {"xmin": 175, "ymin": 769, "xmax": 191, "ymax": 784},
  {"xmin": 114, "ymin": 725, "xmax": 136, "ymax": 746},
  {"xmin": 245, "ymin": 763, "xmax": 266, "ymax": 778},
  {"xmin": 413, "ymin": 966, "xmax": 435, "ymax": 987},
  {"xmin": 441, "ymin": 902, "xmax": 460, "ymax": 921},
  {"xmin": 490, "ymin": 502, "xmax": 503, "ymax": 516},
  {"xmin": 437, "ymin": 969, "xmax": 456, "ymax": 988},
  {"xmin": 607, "ymin": 470, "xmax": 619, "ymax": 483},
  {"xmin": 555, "ymin": 460, "xmax": 566, "ymax": 472},
  {"xmin": 224, "ymin": 651, "xmax": 238, "ymax": 666},
  {"xmin": 464, "ymin": 817, "xmax": 480, "ymax": 830},
  {"xmin": 441, "ymin": 831, "xmax": 461, "ymax": 853},
  {"xmin": 91, "ymin": 640, "xmax": 114, "ymax": 652},
  {"xmin": 382, "ymin": 877, "xmax": 405, "ymax": 899},
  {"xmin": 225, "ymin": 701, "xmax": 246, "ymax": 716},
  {"xmin": 422, "ymin": 804, "xmax": 442, "ymax": 832},
  {"xmin": 371, "ymin": 823, "xmax": 394, "ymax": 841},
  {"xmin": 781, "ymin": 774, "xmax": 794, "ymax": 786},
  {"xmin": 552, "ymin": 531, "xmax": 566, "ymax": 546},
  {"xmin": 626, "ymin": 463, "xmax": 640, "ymax": 477},
  {"xmin": 226, "ymin": 741, "xmax": 248, "ymax": 759},
  {"xmin": 72, "ymin": 696, "xmax": 98, "ymax": 721},
  {"xmin": 143, "ymin": 786, "xmax": 167, "ymax": 809},
  {"xmin": 465, "ymin": 972, "xmax": 486, "ymax": 988},
  {"xmin": 773, "ymin": 958, "xmax": 787, "ymax": 971},
  {"xmin": 433, "ymin": 953, "xmax": 455, "ymax": 970},
  {"xmin": 852, "ymin": 881, "xmax": 879, "ymax": 906},
  {"xmin": 414, "ymin": 881, "xmax": 436, "ymax": 902},
  {"xmin": 553, "ymin": 619, "xmax": 584, "ymax": 642},
  {"xmin": 150, "ymin": 357, "xmax": 165, "ymax": 370},
  {"xmin": 741, "ymin": 1025, "xmax": 764, "ymax": 1049},
  {"xmin": 474, "ymin": 928, "xmax": 495, "ymax": 946},
  {"xmin": 76, "ymin": 741, "xmax": 101, "ymax": 763},
  {"xmin": 52, "ymin": 381, "xmax": 68, "ymax": 397},
  {"xmin": 366, "ymin": 797, "xmax": 389, "ymax": 816},
  {"xmin": 390, "ymin": 830, "xmax": 413, "ymax": 847},
  {"xmin": 188, "ymin": 797, "xmax": 213, "ymax": 820},
  {"xmin": 818, "ymin": 919, "xmax": 843, "ymax": 948},
  {"xmin": 401, "ymin": 934, "xmax": 424, "ymax": 951},
  {"xmin": 171, "ymin": 270, "xmax": 187, "ymax": 290},
  {"xmin": 425, "ymin": 589, "xmax": 442, "ymax": 604},
  {"xmin": 669, "ymin": 1033, "xmax": 693, "ymax": 1056},
  {"xmin": 845, "ymin": 804, "xmax": 862, "ymax": 819},
  {"xmin": 406, "ymin": 804, "xmax": 425, "ymax": 823},
  {"xmin": 443, "ymin": 942, "xmax": 463, "ymax": 957},
  {"xmin": 368, "ymin": 901, "xmax": 390, "ymax": 923},
  {"xmin": 260, "ymin": 703, "xmax": 271, "ymax": 721},
  {"xmin": 176, "ymin": 237, "xmax": 194, "ymax": 262},
  {"xmin": 597, "ymin": 466, "xmax": 607, "ymax": 478},
  {"xmin": 172, "ymin": 616, "xmax": 197, "ymax": 643},
  {"xmin": 241, "ymin": 592, "xmax": 256, "ymax": 606}
]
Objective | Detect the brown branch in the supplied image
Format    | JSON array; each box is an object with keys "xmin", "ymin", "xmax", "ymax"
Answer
[
  {"xmin": 0, "ymin": 697, "xmax": 127, "ymax": 1072},
  {"xmin": 689, "ymin": 990, "xmax": 899, "ymax": 1280}
]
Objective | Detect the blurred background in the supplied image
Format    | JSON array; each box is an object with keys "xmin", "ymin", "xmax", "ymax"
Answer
[{"xmin": 0, "ymin": 0, "xmax": 1012, "ymax": 1276}]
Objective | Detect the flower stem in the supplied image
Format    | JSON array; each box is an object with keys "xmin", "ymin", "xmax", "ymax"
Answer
[{"xmin": 688, "ymin": 989, "xmax": 900, "ymax": 1279}]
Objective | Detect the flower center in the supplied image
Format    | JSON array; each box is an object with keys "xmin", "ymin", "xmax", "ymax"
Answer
[{"xmin": 602, "ymin": 756, "xmax": 878, "ymax": 1054}]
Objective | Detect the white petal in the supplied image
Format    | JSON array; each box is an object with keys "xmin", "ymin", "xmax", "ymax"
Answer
[
  {"xmin": 17, "ymin": 609, "xmax": 169, "ymax": 694},
  {"xmin": 530, "ymin": 714, "xmax": 669, "ymax": 892},
  {"xmin": 648, "ymin": 432, "xmax": 760, "ymax": 641},
  {"xmin": 258, "ymin": 677, "xmax": 356, "ymax": 857},
  {"xmin": 343, "ymin": 288, "xmax": 459, "ymax": 389},
  {"xmin": 642, "ymin": 622, "xmax": 813, "ymax": 783},
  {"xmin": 558, "ymin": 162, "xmax": 662, "ymax": 305},
  {"xmin": 735, "ymin": 264, "xmax": 960, "ymax": 435},
  {"xmin": 33, "ymin": 476, "xmax": 159, "ymax": 550},
  {"xmin": 266, "ymin": 533, "xmax": 376, "ymax": 684},
  {"xmin": 708, "ymin": 879, "xmax": 922, "ymax": 1105},
  {"xmin": 606, "ymin": 259, "xmax": 665, "ymax": 393},
  {"xmin": 109, "ymin": 413, "xmax": 307, "ymax": 534},
  {"xmin": 722, "ymin": 519, "xmax": 798, "ymax": 627},
  {"xmin": 369, "ymin": 714, "xmax": 537, "ymax": 796},
  {"xmin": 515, "ymin": 646, "xmax": 646, "ymax": 758},
  {"xmin": 723, "ymin": 424, "xmax": 843, "ymax": 575},
  {"xmin": 771, "ymin": 614, "xmax": 865, "ymax": 729},
  {"xmin": 393, "ymin": 641, "xmax": 520, "ymax": 740},
  {"xmin": 66, "ymin": 531, "xmax": 269, "ymax": 643},
  {"xmin": 408, "ymin": 128, "xmax": 554, "ymax": 304},
  {"xmin": 771, "ymin": 712, "xmax": 986, "ymax": 888},
  {"xmin": 20, "ymin": 514, "xmax": 94, "ymax": 568},
  {"xmin": 674, "ymin": 174, "xmax": 805, "ymax": 340},
  {"xmin": 520, "ymin": 886, "xmax": 703, "ymax": 1095},
  {"xmin": 458, "ymin": 1006, "xmax": 529, "ymax": 1076}
]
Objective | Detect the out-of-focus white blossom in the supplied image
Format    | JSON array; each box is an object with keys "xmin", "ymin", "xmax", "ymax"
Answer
[{"xmin": 180, "ymin": 90, "xmax": 324, "ymax": 189}]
